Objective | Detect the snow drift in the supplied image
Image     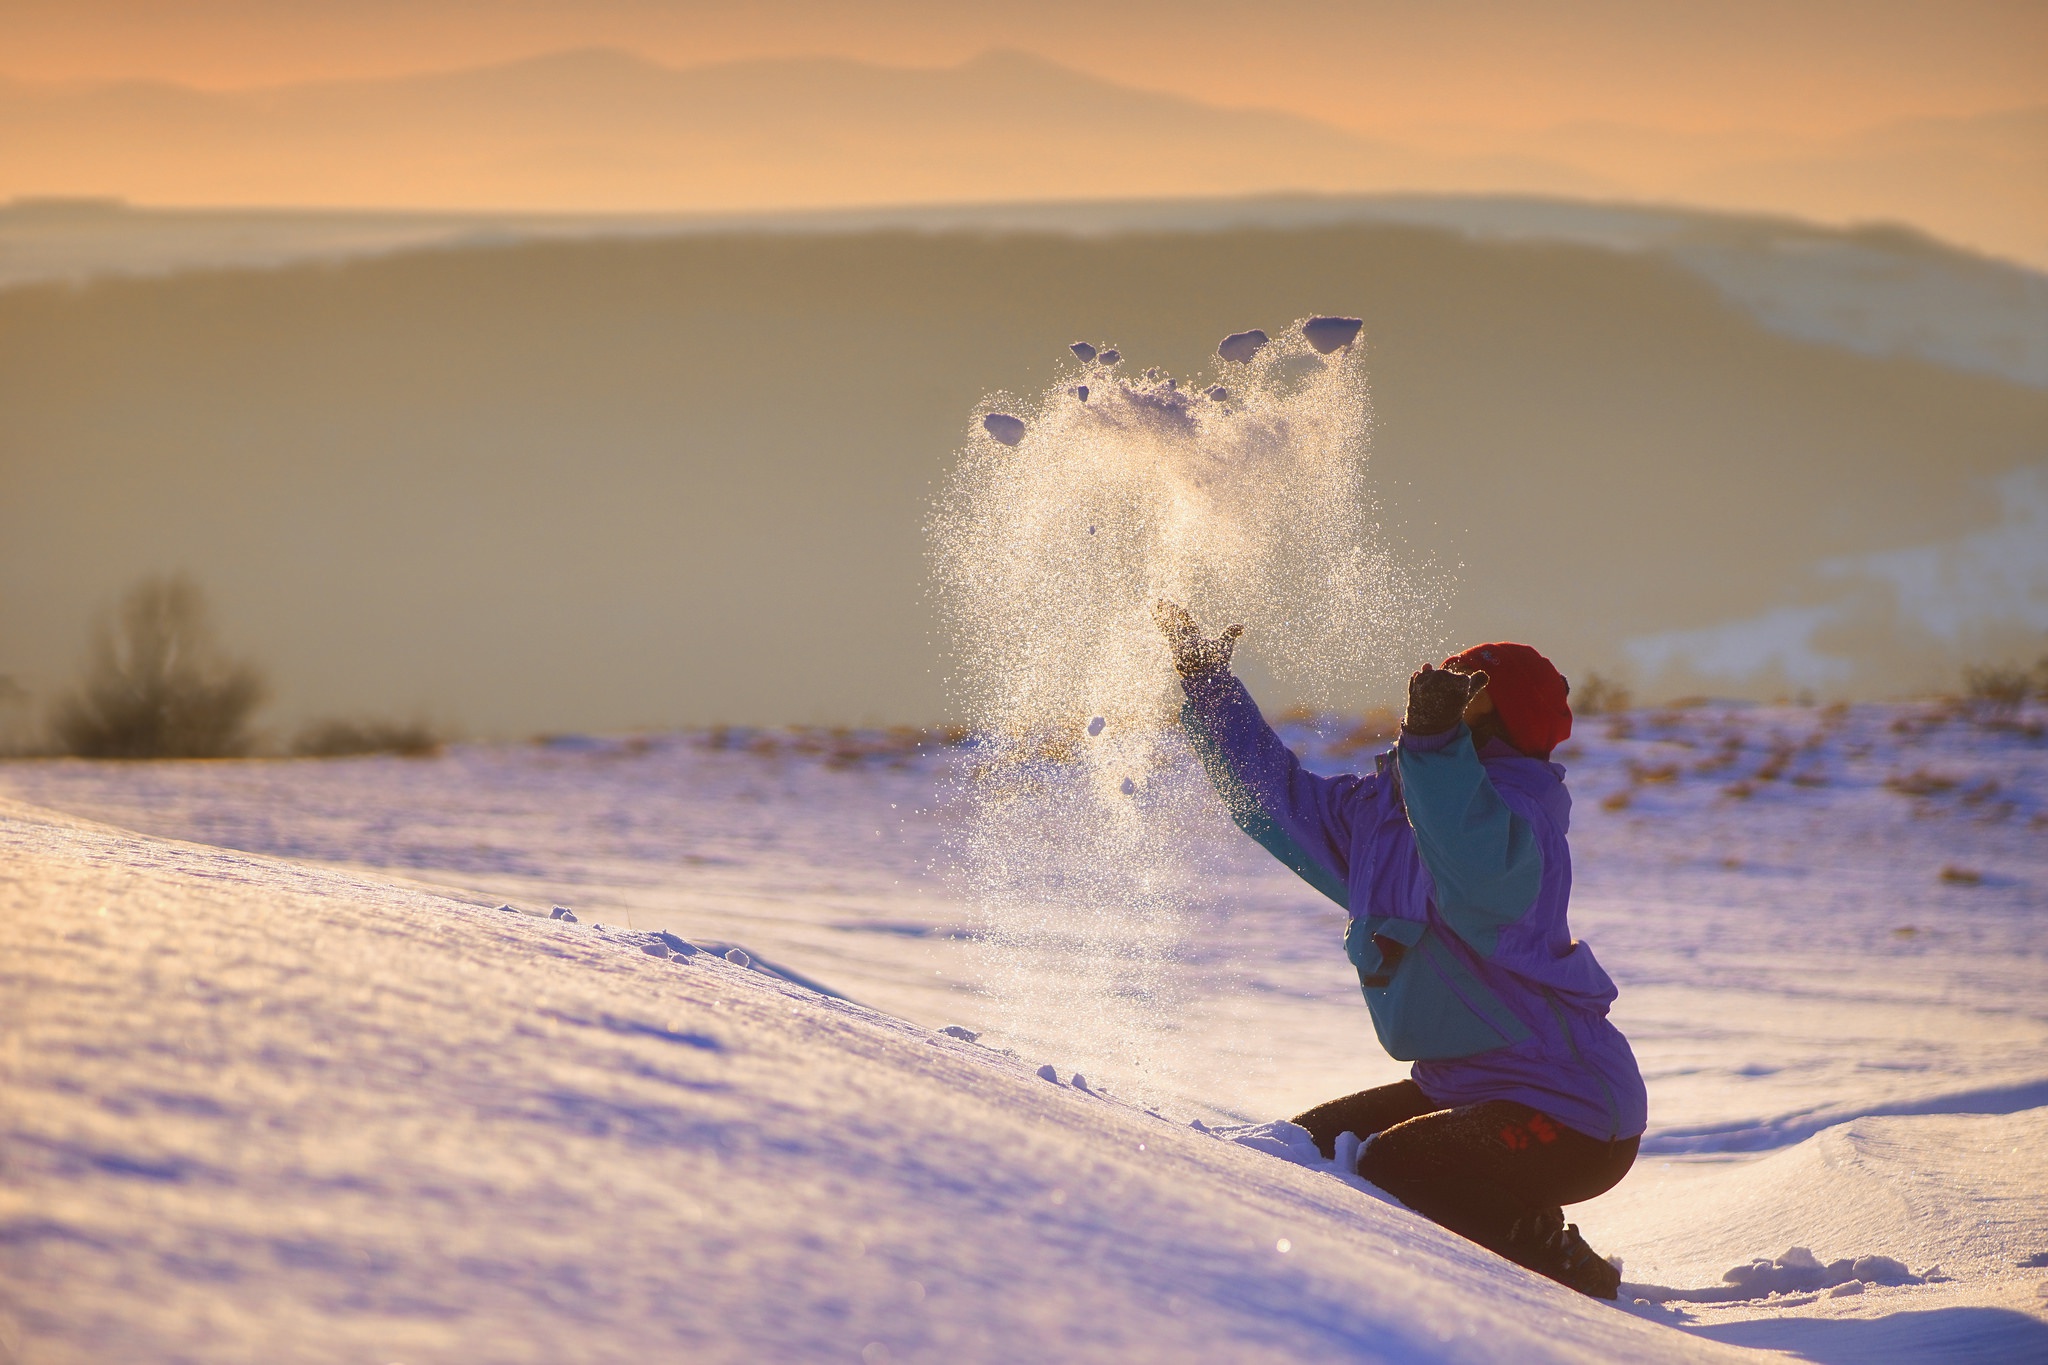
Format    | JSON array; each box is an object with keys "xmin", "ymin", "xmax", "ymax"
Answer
[{"xmin": 0, "ymin": 798, "xmax": 1738, "ymax": 1364}]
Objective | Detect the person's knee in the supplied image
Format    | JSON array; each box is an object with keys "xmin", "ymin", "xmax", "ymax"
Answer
[
  {"xmin": 1353, "ymin": 1125, "xmax": 1434, "ymax": 1195},
  {"xmin": 1294, "ymin": 1081, "xmax": 1434, "ymax": 1161},
  {"xmin": 1352, "ymin": 1134, "xmax": 1395, "ymax": 1187}
]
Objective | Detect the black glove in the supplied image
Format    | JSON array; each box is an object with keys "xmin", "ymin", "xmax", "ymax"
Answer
[
  {"xmin": 1404, "ymin": 663, "xmax": 1489, "ymax": 736},
  {"xmin": 1152, "ymin": 600, "xmax": 1244, "ymax": 678}
]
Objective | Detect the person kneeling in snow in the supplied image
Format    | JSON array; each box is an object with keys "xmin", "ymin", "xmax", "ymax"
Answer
[{"xmin": 1155, "ymin": 603, "xmax": 1645, "ymax": 1300}]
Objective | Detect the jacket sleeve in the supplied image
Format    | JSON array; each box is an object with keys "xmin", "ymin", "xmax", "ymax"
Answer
[
  {"xmin": 1178, "ymin": 669, "xmax": 1373, "ymax": 910},
  {"xmin": 1394, "ymin": 725, "xmax": 1543, "ymax": 957}
]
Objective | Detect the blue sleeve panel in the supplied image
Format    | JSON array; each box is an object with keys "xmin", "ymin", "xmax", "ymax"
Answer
[
  {"xmin": 1178, "ymin": 670, "xmax": 1366, "ymax": 911},
  {"xmin": 1394, "ymin": 725, "xmax": 1544, "ymax": 958}
]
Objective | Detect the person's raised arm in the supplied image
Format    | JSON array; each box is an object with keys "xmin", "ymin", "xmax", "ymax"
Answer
[
  {"xmin": 1395, "ymin": 664, "xmax": 1543, "ymax": 957},
  {"xmin": 1155, "ymin": 601, "xmax": 1372, "ymax": 909}
]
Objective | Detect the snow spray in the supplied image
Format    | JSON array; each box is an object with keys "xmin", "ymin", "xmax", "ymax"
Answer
[{"xmin": 929, "ymin": 322, "xmax": 1433, "ymax": 1105}]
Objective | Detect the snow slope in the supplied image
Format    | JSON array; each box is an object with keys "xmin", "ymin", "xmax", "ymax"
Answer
[
  {"xmin": 2, "ymin": 698, "xmax": 2045, "ymax": 1360},
  {"xmin": 2, "ymin": 797, "xmax": 1739, "ymax": 1365}
]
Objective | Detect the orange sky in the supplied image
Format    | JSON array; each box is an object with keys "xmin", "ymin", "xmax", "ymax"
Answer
[{"xmin": 5, "ymin": 0, "xmax": 2043, "ymax": 138}]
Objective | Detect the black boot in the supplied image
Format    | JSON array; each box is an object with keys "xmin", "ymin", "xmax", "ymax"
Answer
[
  {"xmin": 1507, "ymin": 1208, "xmax": 1622, "ymax": 1300},
  {"xmin": 1545, "ymin": 1223, "xmax": 1621, "ymax": 1299}
]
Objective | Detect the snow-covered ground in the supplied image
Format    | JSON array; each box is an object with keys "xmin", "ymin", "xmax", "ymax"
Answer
[{"xmin": 3, "ymin": 698, "xmax": 2044, "ymax": 1361}]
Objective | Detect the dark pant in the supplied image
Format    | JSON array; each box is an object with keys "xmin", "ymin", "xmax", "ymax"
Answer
[{"xmin": 1294, "ymin": 1080, "xmax": 1638, "ymax": 1267}]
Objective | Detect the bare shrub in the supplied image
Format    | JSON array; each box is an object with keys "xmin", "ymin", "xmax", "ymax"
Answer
[
  {"xmin": 292, "ymin": 719, "xmax": 443, "ymax": 758},
  {"xmin": 1693, "ymin": 733, "xmax": 1745, "ymax": 775},
  {"xmin": 1573, "ymin": 672, "xmax": 1632, "ymax": 717},
  {"xmin": 53, "ymin": 577, "xmax": 265, "ymax": 758},
  {"xmin": 0, "ymin": 674, "xmax": 34, "ymax": 756},
  {"xmin": 1963, "ymin": 664, "xmax": 2032, "ymax": 712},
  {"xmin": 1885, "ymin": 769, "xmax": 1960, "ymax": 797}
]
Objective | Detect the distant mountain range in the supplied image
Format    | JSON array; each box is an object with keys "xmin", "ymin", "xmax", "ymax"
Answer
[
  {"xmin": 2, "ymin": 47, "xmax": 2041, "ymax": 269},
  {"xmin": 5, "ymin": 193, "xmax": 2041, "ymax": 391}
]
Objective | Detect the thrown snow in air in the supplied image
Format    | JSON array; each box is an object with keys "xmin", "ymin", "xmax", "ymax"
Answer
[{"xmin": 930, "ymin": 323, "xmax": 1432, "ymax": 1102}]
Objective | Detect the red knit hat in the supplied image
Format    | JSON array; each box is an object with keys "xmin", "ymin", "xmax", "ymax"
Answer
[{"xmin": 1443, "ymin": 642, "xmax": 1572, "ymax": 759}]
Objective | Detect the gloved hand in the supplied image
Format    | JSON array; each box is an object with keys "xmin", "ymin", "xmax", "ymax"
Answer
[
  {"xmin": 1404, "ymin": 663, "xmax": 1489, "ymax": 736},
  {"xmin": 1153, "ymin": 600, "xmax": 1244, "ymax": 679}
]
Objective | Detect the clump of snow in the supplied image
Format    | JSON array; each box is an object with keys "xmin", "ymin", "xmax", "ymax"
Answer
[
  {"xmin": 1218, "ymin": 329, "xmax": 1269, "ymax": 363},
  {"xmin": 1070, "ymin": 341, "xmax": 1097, "ymax": 363},
  {"xmin": 981, "ymin": 412, "xmax": 1026, "ymax": 446},
  {"xmin": 1712, "ymin": 1247, "xmax": 1921, "ymax": 1298},
  {"xmin": 1301, "ymin": 316, "xmax": 1363, "ymax": 354}
]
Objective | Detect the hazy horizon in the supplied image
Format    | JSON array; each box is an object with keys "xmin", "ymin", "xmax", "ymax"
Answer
[{"xmin": 2, "ymin": 33, "xmax": 2043, "ymax": 270}]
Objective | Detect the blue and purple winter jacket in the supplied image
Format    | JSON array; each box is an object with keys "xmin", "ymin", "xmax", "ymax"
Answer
[{"xmin": 1180, "ymin": 669, "xmax": 1648, "ymax": 1142}]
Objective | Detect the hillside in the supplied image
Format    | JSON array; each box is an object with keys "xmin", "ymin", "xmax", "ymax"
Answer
[
  {"xmin": 3, "ymin": 692, "xmax": 2044, "ymax": 1360},
  {"xmin": 1, "ymin": 796, "xmax": 1749, "ymax": 1365},
  {"xmin": 3, "ymin": 223, "xmax": 2044, "ymax": 733}
]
